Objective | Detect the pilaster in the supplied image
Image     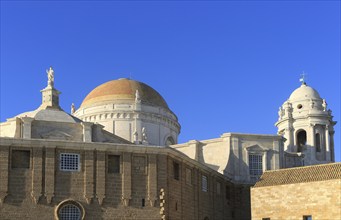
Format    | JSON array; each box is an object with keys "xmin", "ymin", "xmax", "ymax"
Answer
[
  {"xmin": 84, "ymin": 150, "xmax": 95, "ymax": 204},
  {"xmin": 147, "ymin": 154, "xmax": 157, "ymax": 207},
  {"xmin": 0, "ymin": 146, "xmax": 9, "ymax": 204},
  {"xmin": 31, "ymin": 147, "xmax": 43, "ymax": 204},
  {"xmin": 96, "ymin": 151, "xmax": 105, "ymax": 205},
  {"xmin": 121, "ymin": 152, "xmax": 131, "ymax": 206},
  {"xmin": 21, "ymin": 117, "xmax": 34, "ymax": 139},
  {"xmin": 82, "ymin": 122, "xmax": 93, "ymax": 142},
  {"xmin": 44, "ymin": 147, "xmax": 55, "ymax": 204}
]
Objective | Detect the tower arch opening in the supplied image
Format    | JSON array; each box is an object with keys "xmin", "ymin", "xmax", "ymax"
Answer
[{"xmin": 296, "ymin": 130, "xmax": 307, "ymax": 152}]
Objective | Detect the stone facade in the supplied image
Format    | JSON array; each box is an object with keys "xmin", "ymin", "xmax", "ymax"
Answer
[
  {"xmin": 0, "ymin": 137, "xmax": 251, "ymax": 220},
  {"xmin": 172, "ymin": 133, "xmax": 283, "ymax": 184},
  {"xmin": 251, "ymin": 163, "xmax": 341, "ymax": 220}
]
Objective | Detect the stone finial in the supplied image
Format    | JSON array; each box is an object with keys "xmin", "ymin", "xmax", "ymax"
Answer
[
  {"xmin": 71, "ymin": 103, "xmax": 76, "ymax": 114},
  {"xmin": 322, "ymin": 99, "xmax": 327, "ymax": 111},
  {"xmin": 142, "ymin": 127, "xmax": 148, "ymax": 144},
  {"xmin": 278, "ymin": 107, "xmax": 284, "ymax": 119},
  {"xmin": 133, "ymin": 130, "xmax": 138, "ymax": 143},
  {"xmin": 46, "ymin": 66, "xmax": 54, "ymax": 87}
]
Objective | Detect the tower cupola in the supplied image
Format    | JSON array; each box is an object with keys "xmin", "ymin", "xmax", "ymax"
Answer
[{"xmin": 275, "ymin": 79, "xmax": 336, "ymax": 165}]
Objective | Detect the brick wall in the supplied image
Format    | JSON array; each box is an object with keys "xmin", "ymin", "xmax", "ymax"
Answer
[{"xmin": 251, "ymin": 179, "xmax": 341, "ymax": 219}]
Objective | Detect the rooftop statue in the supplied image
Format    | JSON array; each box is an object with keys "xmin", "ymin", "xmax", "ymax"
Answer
[{"xmin": 46, "ymin": 66, "xmax": 54, "ymax": 87}]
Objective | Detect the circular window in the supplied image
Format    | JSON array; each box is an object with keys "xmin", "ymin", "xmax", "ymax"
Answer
[
  {"xmin": 59, "ymin": 204, "xmax": 81, "ymax": 220},
  {"xmin": 297, "ymin": 104, "xmax": 303, "ymax": 109},
  {"xmin": 56, "ymin": 200, "xmax": 84, "ymax": 220}
]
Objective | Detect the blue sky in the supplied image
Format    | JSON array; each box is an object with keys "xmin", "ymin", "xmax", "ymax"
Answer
[{"xmin": 1, "ymin": 1, "xmax": 340, "ymax": 161}]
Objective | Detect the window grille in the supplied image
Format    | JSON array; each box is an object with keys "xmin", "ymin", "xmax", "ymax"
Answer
[
  {"xmin": 60, "ymin": 153, "xmax": 80, "ymax": 171},
  {"xmin": 58, "ymin": 204, "xmax": 81, "ymax": 220},
  {"xmin": 249, "ymin": 154, "xmax": 263, "ymax": 179},
  {"xmin": 202, "ymin": 175, "xmax": 208, "ymax": 192}
]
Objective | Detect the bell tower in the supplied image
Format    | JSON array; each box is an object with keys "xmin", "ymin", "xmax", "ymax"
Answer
[{"xmin": 275, "ymin": 77, "xmax": 336, "ymax": 165}]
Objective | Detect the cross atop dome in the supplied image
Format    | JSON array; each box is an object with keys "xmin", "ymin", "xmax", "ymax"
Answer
[{"xmin": 299, "ymin": 72, "xmax": 307, "ymax": 85}]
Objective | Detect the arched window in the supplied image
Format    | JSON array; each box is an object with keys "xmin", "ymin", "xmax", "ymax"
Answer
[
  {"xmin": 297, "ymin": 130, "xmax": 307, "ymax": 152},
  {"xmin": 315, "ymin": 133, "xmax": 321, "ymax": 152},
  {"xmin": 165, "ymin": 136, "xmax": 175, "ymax": 145},
  {"xmin": 56, "ymin": 200, "xmax": 84, "ymax": 220}
]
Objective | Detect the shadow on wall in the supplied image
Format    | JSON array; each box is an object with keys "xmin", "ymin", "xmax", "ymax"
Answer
[{"xmin": 194, "ymin": 142, "xmax": 221, "ymax": 172}]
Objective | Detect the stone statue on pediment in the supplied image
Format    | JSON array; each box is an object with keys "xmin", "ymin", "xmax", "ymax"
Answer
[
  {"xmin": 322, "ymin": 99, "xmax": 327, "ymax": 111},
  {"xmin": 135, "ymin": 90, "xmax": 141, "ymax": 103}
]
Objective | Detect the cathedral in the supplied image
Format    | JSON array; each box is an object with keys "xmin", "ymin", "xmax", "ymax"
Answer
[{"xmin": 0, "ymin": 67, "xmax": 337, "ymax": 220}]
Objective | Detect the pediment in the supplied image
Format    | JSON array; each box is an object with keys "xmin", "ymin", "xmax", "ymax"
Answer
[
  {"xmin": 40, "ymin": 130, "xmax": 73, "ymax": 140},
  {"xmin": 246, "ymin": 144, "xmax": 267, "ymax": 152}
]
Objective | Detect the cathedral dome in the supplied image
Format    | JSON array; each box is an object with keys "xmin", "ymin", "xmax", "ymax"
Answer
[
  {"xmin": 289, "ymin": 84, "xmax": 321, "ymax": 101},
  {"xmin": 80, "ymin": 78, "xmax": 169, "ymax": 109}
]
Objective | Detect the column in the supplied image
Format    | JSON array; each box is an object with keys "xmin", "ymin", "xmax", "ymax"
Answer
[
  {"xmin": 262, "ymin": 150, "xmax": 268, "ymax": 171},
  {"xmin": 285, "ymin": 127, "xmax": 293, "ymax": 152},
  {"xmin": 21, "ymin": 117, "xmax": 34, "ymax": 139},
  {"xmin": 308, "ymin": 124, "xmax": 316, "ymax": 161},
  {"xmin": 325, "ymin": 125, "xmax": 331, "ymax": 161}
]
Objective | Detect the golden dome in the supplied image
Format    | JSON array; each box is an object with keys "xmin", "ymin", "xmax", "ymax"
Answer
[{"xmin": 80, "ymin": 78, "xmax": 169, "ymax": 109}]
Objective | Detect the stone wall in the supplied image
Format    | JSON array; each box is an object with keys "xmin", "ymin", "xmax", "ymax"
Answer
[
  {"xmin": 0, "ymin": 138, "xmax": 251, "ymax": 220},
  {"xmin": 251, "ymin": 179, "xmax": 341, "ymax": 219}
]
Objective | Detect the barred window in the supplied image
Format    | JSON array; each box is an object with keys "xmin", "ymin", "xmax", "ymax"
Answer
[
  {"xmin": 60, "ymin": 153, "xmax": 80, "ymax": 171},
  {"xmin": 58, "ymin": 204, "xmax": 81, "ymax": 220},
  {"xmin": 249, "ymin": 154, "xmax": 263, "ymax": 179},
  {"xmin": 202, "ymin": 175, "xmax": 208, "ymax": 192}
]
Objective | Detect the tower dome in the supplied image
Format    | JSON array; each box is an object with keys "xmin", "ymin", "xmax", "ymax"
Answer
[
  {"xmin": 74, "ymin": 78, "xmax": 180, "ymax": 146},
  {"xmin": 275, "ymin": 81, "xmax": 336, "ymax": 165},
  {"xmin": 289, "ymin": 84, "xmax": 321, "ymax": 101}
]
